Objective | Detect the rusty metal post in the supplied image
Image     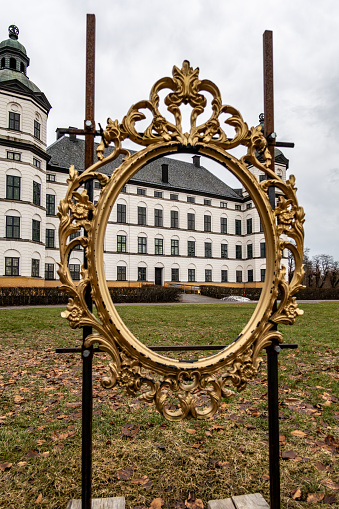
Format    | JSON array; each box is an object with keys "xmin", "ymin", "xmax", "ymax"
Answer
[
  {"xmin": 82, "ymin": 13, "xmax": 95, "ymax": 509},
  {"xmin": 263, "ymin": 30, "xmax": 281, "ymax": 509}
]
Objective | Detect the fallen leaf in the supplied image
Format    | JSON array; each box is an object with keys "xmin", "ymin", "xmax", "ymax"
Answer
[
  {"xmin": 262, "ymin": 474, "xmax": 270, "ymax": 481},
  {"xmin": 17, "ymin": 461, "xmax": 27, "ymax": 467},
  {"xmin": 0, "ymin": 462, "xmax": 12, "ymax": 471},
  {"xmin": 35, "ymin": 493, "xmax": 42, "ymax": 504},
  {"xmin": 121, "ymin": 423, "xmax": 140, "ymax": 438},
  {"xmin": 148, "ymin": 498, "xmax": 164, "ymax": 509},
  {"xmin": 291, "ymin": 430, "xmax": 307, "ymax": 438},
  {"xmin": 117, "ymin": 467, "xmax": 134, "ymax": 480},
  {"xmin": 185, "ymin": 493, "xmax": 204, "ymax": 509},
  {"xmin": 282, "ymin": 450, "xmax": 297, "ymax": 460},
  {"xmin": 186, "ymin": 429, "xmax": 197, "ymax": 434},
  {"xmin": 307, "ymin": 493, "xmax": 324, "ymax": 503},
  {"xmin": 315, "ymin": 461, "xmax": 327, "ymax": 471},
  {"xmin": 321, "ymin": 479, "xmax": 339, "ymax": 491},
  {"xmin": 205, "ymin": 431, "xmax": 212, "ymax": 437},
  {"xmin": 217, "ymin": 461, "xmax": 230, "ymax": 469},
  {"xmin": 27, "ymin": 450, "xmax": 39, "ymax": 459},
  {"xmin": 324, "ymin": 494, "xmax": 337, "ymax": 504},
  {"xmin": 14, "ymin": 395, "xmax": 24, "ymax": 404},
  {"xmin": 130, "ymin": 475, "xmax": 153, "ymax": 489},
  {"xmin": 291, "ymin": 488, "xmax": 302, "ymax": 500},
  {"xmin": 41, "ymin": 451, "xmax": 50, "ymax": 458}
]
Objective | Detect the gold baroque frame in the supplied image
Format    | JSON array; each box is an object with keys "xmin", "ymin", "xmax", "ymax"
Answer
[{"xmin": 58, "ymin": 61, "xmax": 305, "ymax": 421}]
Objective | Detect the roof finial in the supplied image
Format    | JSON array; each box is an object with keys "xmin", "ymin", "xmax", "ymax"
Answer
[{"xmin": 8, "ymin": 25, "xmax": 19, "ymax": 40}]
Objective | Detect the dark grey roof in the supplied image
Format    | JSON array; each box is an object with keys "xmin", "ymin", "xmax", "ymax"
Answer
[{"xmin": 47, "ymin": 136, "xmax": 242, "ymax": 200}]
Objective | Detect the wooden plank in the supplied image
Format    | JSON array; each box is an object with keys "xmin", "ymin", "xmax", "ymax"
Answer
[
  {"xmin": 207, "ymin": 499, "xmax": 235, "ymax": 509},
  {"xmin": 232, "ymin": 493, "xmax": 269, "ymax": 509},
  {"xmin": 66, "ymin": 497, "xmax": 125, "ymax": 509}
]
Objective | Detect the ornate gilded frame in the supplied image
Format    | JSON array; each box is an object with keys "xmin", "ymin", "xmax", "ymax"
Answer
[{"xmin": 58, "ymin": 61, "xmax": 305, "ymax": 421}]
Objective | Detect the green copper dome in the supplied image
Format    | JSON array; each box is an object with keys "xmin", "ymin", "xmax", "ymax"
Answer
[
  {"xmin": 0, "ymin": 37, "xmax": 27, "ymax": 55},
  {"xmin": 0, "ymin": 68, "xmax": 41, "ymax": 92}
]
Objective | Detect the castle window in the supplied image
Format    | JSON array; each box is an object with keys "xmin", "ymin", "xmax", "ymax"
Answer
[
  {"xmin": 247, "ymin": 244, "xmax": 253, "ymax": 259},
  {"xmin": 34, "ymin": 120, "xmax": 41, "ymax": 140},
  {"xmin": 236, "ymin": 270, "xmax": 243, "ymax": 283},
  {"xmin": 246, "ymin": 203, "xmax": 252, "ymax": 209},
  {"xmin": 5, "ymin": 257, "xmax": 19, "ymax": 276},
  {"xmin": 7, "ymin": 151, "xmax": 21, "ymax": 161},
  {"xmin": 236, "ymin": 245, "xmax": 242, "ymax": 259},
  {"xmin": 205, "ymin": 269, "xmax": 212, "ymax": 282},
  {"xmin": 220, "ymin": 217, "xmax": 227, "ymax": 233},
  {"xmin": 69, "ymin": 264, "xmax": 80, "ymax": 281},
  {"xmin": 170, "ymin": 194, "xmax": 178, "ymax": 201},
  {"xmin": 261, "ymin": 268, "xmax": 266, "ymax": 282},
  {"xmin": 248, "ymin": 269, "xmax": 253, "ymax": 282},
  {"xmin": 171, "ymin": 268, "xmax": 179, "ymax": 282},
  {"xmin": 204, "ymin": 215, "xmax": 211, "ymax": 232},
  {"xmin": 46, "ymin": 194, "xmax": 55, "ymax": 215},
  {"xmin": 20, "ymin": 62, "xmax": 25, "ymax": 73},
  {"xmin": 117, "ymin": 266, "xmax": 126, "ymax": 281},
  {"xmin": 188, "ymin": 269, "xmax": 195, "ymax": 282},
  {"xmin": 260, "ymin": 242, "xmax": 266, "ymax": 258},
  {"xmin": 221, "ymin": 270, "xmax": 228, "ymax": 282},
  {"xmin": 6, "ymin": 216, "xmax": 20, "ymax": 238},
  {"xmin": 9, "ymin": 112, "xmax": 20, "ymax": 131},
  {"xmin": 221, "ymin": 244, "xmax": 228, "ymax": 258},
  {"xmin": 117, "ymin": 204, "xmax": 126, "ymax": 223},
  {"xmin": 220, "ymin": 202, "xmax": 227, "ymax": 208},
  {"xmin": 1, "ymin": 57, "xmax": 5, "ymax": 68},
  {"xmin": 32, "ymin": 219, "xmax": 40, "ymax": 242},
  {"xmin": 204, "ymin": 242, "xmax": 212, "ymax": 258},
  {"xmin": 33, "ymin": 181, "xmax": 41, "ymax": 206},
  {"xmin": 259, "ymin": 174, "xmax": 266, "ymax": 182},
  {"xmin": 9, "ymin": 57, "xmax": 16, "ymax": 70},
  {"xmin": 187, "ymin": 241, "xmax": 195, "ymax": 257},
  {"xmin": 204, "ymin": 199, "xmax": 211, "ymax": 206},
  {"xmin": 154, "ymin": 191, "xmax": 162, "ymax": 198},
  {"xmin": 45, "ymin": 263, "xmax": 55, "ymax": 280},
  {"xmin": 138, "ymin": 237, "xmax": 147, "ymax": 254},
  {"xmin": 70, "ymin": 231, "xmax": 81, "ymax": 250},
  {"xmin": 31, "ymin": 259, "xmax": 40, "ymax": 277},
  {"xmin": 45, "ymin": 229, "xmax": 55, "ymax": 248},
  {"xmin": 6, "ymin": 175, "xmax": 21, "ymax": 200},
  {"xmin": 154, "ymin": 208, "xmax": 163, "ymax": 227},
  {"xmin": 117, "ymin": 235, "xmax": 126, "ymax": 253},
  {"xmin": 187, "ymin": 196, "xmax": 195, "ymax": 203},
  {"xmin": 235, "ymin": 204, "xmax": 242, "ymax": 211},
  {"xmin": 235, "ymin": 219, "xmax": 242, "ymax": 235},
  {"xmin": 247, "ymin": 218, "xmax": 252, "ymax": 234},
  {"xmin": 138, "ymin": 267, "xmax": 146, "ymax": 281},
  {"xmin": 138, "ymin": 206, "xmax": 146, "ymax": 225},
  {"xmin": 33, "ymin": 158, "xmax": 41, "ymax": 168},
  {"xmin": 171, "ymin": 239, "xmax": 179, "ymax": 256},
  {"xmin": 155, "ymin": 238, "xmax": 163, "ymax": 255},
  {"xmin": 137, "ymin": 188, "xmax": 146, "ymax": 195},
  {"xmin": 171, "ymin": 210, "xmax": 178, "ymax": 228},
  {"xmin": 46, "ymin": 174, "xmax": 56, "ymax": 182},
  {"xmin": 187, "ymin": 213, "xmax": 195, "ymax": 230}
]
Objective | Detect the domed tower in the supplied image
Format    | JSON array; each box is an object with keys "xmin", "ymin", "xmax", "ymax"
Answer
[{"xmin": 0, "ymin": 25, "xmax": 52, "ymax": 286}]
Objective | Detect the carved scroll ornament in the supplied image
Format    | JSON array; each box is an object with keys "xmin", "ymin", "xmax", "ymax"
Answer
[{"xmin": 58, "ymin": 61, "xmax": 305, "ymax": 421}]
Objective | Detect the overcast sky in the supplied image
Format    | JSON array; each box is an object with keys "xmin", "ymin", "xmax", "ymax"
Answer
[{"xmin": 3, "ymin": 0, "xmax": 338, "ymax": 259}]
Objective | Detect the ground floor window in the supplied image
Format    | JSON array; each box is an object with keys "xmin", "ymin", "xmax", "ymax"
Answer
[
  {"xmin": 261, "ymin": 268, "xmax": 266, "ymax": 282},
  {"xmin": 69, "ymin": 264, "xmax": 80, "ymax": 280},
  {"xmin": 221, "ymin": 270, "xmax": 228, "ymax": 282},
  {"xmin": 117, "ymin": 266, "xmax": 126, "ymax": 281},
  {"xmin": 247, "ymin": 269, "xmax": 253, "ymax": 282},
  {"xmin": 31, "ymin": 259, "xmax": 40, "ymax": 277},
  {"xmin": 205, "ymin": 269, "xmax": 212, "ymax": 282},
  {"xmin": 138, "ymin": 267, "xmax": 146, "ymax": 281},
  {"xmin": 236, "ymin": 270, "xmax": 242, "ymax": 283},
  {"xmin": 171, "ymin": 268, "xmax": 179, "ymax": 282},
  {"xmin": 5, "ymin": 257, "xmax": 19, "ymax": 276},
  {"xmin": 45, "ymin": 263, "xmax": 55, "ymax": 280},
  {"xmin": 188, "ymin": 269, "xmax": 195, "ymax": 282}
]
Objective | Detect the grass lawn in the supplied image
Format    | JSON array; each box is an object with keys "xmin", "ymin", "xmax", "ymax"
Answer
[{"xmin": 0, "ymin": 302, "xmax": 338, "ymax": 508}]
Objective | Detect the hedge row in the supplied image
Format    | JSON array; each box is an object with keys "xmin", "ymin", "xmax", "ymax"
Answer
[
  {"xmin": 0, "ymin": 287, "xmax": 69, "ymax": 307},
  {"xmin": 200, "ymin": 285, "xmax": 339, "ymax": 301},
  {"xmin": 109, "ymin": 286, "xmax": 182, "ymax": 303},
  {"xmin": 0, "ymin": 285, "xmax": 182, "ymax": 306}
]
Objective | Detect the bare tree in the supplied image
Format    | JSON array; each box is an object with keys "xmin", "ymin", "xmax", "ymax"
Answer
[
  {"xmin": 329, "ymin": 260, "xmax": 339, "ymax": 288},
  {"xmin": 303, "ymin": 248, "xmax": 313, "ymax": 287},
  {"xmin": 312, "ymin": 254, "xmax": 333, "ymax": 288}
]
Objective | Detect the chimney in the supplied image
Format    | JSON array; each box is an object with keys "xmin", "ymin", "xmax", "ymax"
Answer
[
  {"xmin": 69, "ymin": 126, "xmax": 77, "ymax": 142},
  {"xmin": 161, "ymin": 163, "xmax": 168, "ymax": 183},
  {"xmin": 193, "ymin": 155, "xmax": 200, "ymax": 167}
]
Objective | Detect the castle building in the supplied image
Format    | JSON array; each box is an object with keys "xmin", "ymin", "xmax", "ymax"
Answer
[{"xmin": 0, "ymin": 26, "xmax": 288, "ymax": 288}]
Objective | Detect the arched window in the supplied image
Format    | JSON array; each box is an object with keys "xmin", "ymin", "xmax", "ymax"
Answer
[
  {"xmin": 20, "ymin": 62, "xmax": 25, "ymax": 73},
  {"xmin": 9, "ymin": 57, "xmax": 16, "ymax": 70},
  {"xmin": 0, "ymin": 57, "xmax": 5, "ymax": 68}
]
